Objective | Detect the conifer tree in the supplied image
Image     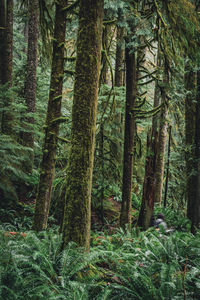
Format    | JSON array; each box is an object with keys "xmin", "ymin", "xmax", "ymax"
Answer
[
  {"xmin": 22, "ymin": 0, "xmax": 39, "ymax": 172},
  {"xmin": 33, "ymin": 0, "xmax": 67, "ymax": 231},
  {"xmin": 1, "ymin": 0, "xmax": 13, "ymax": 135},
  {"xmin": 62, "ymin": 0, "xmax": 104, "ymax": 250},
  {"xmin": 120, "ymin": 39, "xmax": 137, "ymax": 228}
]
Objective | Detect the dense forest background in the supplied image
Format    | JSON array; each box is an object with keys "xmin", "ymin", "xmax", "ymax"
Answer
[{"xmin": 1, "ymin": 0, "xmax": 200, "ymax": 299}]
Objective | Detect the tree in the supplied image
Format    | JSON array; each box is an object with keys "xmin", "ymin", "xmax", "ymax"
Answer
[
  {"xmin": 1, "ymin": 0, "xmax": 13, "ymax": 135},
  {"xmin": 154, "ymin": 60, "xmax": 169, "ymax": 204},
  {"xmin": 120, "ymin": 40, "xmax": 137, "ymax": 228},
  {"xmin": 21, "ymin": 0, "xmax": 39, "ymax": 172},
  {"xmin": 137, "ymin": 39, "xmax": 163, "ymax": 228},
  {"xmin": 185, "ymin": 64, "xmax": 196, "ymax": 222},
  {"xmin": 62, "ymin": 0, "xmax": 104, "ymax": 250},
  {"xmin": 33, "ymin": 0, "xmax": 67, "ymax": 231},
  {"xmin": 192, "ymin": 69, "xmax": 200, "ymax": 232}
]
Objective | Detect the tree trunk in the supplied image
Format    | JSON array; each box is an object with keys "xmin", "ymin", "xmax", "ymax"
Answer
[
  {"xmin": 22, "ymin": 0, "xmax": 39, "ymax": 171},
  {"xmin": 62, "ymin": 0, "xmax": 104, "ymax": 250},
  {"xmin": 115, "ymin": 22, "xmax": 124, "ymax": 87},
  {"xmin": 100, "ymin": 23, "xmax": 110, "ymax": 85},
  {"xmin": 163, "ymin": 125, "xmax": 171, "ymax": 208},
  {"xmin": 185, "ymin": 65, "xmax": 196, "ymax": 221},
  {"xmin": 191, "ymin": 69, "xmax": 200, "ymax": 233},
  {"xmin": 1, "ymin": 0, "xmax": 13, "ymax": 135},
  {"xmin": 0, "ymin": 0, "xmax": 6, "ymax": 84},
  {"xmin": 33, "ymin": 0, "xmax": 67, "ymax": 231},
  {"xmin": 137, "ymin": 130, "xmax": 158, "ymax": 229},
  {"xmin": 154, "ymin": 61, "xmax": 169, "ymax": 204},
  {"xmin": 114, "ymin": 15, "xmax": 125, "ymax": 150},
  {"xmin": 120, "ymin": 44, "xmax": 137, "ymax": 228}
]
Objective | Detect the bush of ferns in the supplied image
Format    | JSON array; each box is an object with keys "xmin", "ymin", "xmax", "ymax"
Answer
[{"xmin": 0, "ymin": 218, "xmax": 200, "ymax": 299}]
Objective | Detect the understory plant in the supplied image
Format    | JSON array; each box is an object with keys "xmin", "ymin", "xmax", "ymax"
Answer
[{"xmin": 0, "ymin": 222, "xmax": 199, "ymax": 300}]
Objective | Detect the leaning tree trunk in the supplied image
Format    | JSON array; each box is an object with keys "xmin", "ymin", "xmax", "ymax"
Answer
[
  {"xmin": 62, "ymin": 0, "xmax": 104, "ymax": 250},
  {"xmin": 185, "ymin": 64, "xmax": 196, "ymax": 221},
  {"xmin": 33, "ymin": 0, "xmax": 67, "ymax": 231},
  {"xmin": 120, "ymin": 43, "xmax": 137, "ymax": 228},
  {"xmin": 1, "ymin": 0, "xmax": 13, "ymax": 135},
  {"xmin": 22, "ymin": 0, "xmax": 39, "ymax": 172}
]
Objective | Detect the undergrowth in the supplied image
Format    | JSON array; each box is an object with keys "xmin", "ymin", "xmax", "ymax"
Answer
[{"xmin": 0, "ymin": 222, "xmax": 200, "ymax": 300}]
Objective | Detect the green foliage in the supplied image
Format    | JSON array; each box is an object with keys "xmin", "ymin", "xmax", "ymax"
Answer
[{"xmin": 1, "ymin": 224, "xmax": 199, "ymax": 300}]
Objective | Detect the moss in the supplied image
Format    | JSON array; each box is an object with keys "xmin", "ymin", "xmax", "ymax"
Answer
[
  {"xmin": 33, "ymin": 0, "xmax": 67, "ymax": 232},
  {"xmin": 62, "ymin": 0, "xmax": 104, "ymax": 250}
]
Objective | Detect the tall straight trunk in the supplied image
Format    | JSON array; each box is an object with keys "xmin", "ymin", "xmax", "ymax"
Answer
[
  {"xmin": 120, "ymin": 44, "xmax": 137, "ymax": 228},
  {"xmin": 137, "ymin": 131, "xmax": 158, "ymax": 229},
  {"xmin": 115, "ymin": 24, "xmax": 124, "ymax": 87},
  {"xmin": 22, "ymin": 0, "xmax": 39, "ymax": 168},
  {"xmin": 0, "ymin": 0, "xmax": 6, "ymax": 84},
  {"xmin": 0, "ymin": 0, "xmax": 6, "ymax": 126},
  {"xmin": 191, "ymin": 69, "xmax": 200, "ymax": 232},
  {"xmin": 185, "ymin": 65, "xmax": 196, "ymax": 221},
  {"xmin": 114, "ymin": 17, "xmax": 125, "ymax": 140},
  {"xmin": 1, "ymin": 0, "xmax": 13, "ymax": 135},
  {"xmin": 100, "ymin": 23, "xmax": 110, "ymax": 85},
  {"xmin": 62, "ymin": 0, "xmax": 104, "ymax": 250},
  {"xmin": 163, "ymin": 125, "xmax": 171, "ymax": 207},
  {"xmin": 33, "ymin": 0, "xmax": 67, "ymax": 231},
  {"xmin": 137, "ymin": 43, "xmax": 161, "ymax": 229},
  {"xmin": 154, "ymin": 61, "xmax": 169, "ymax": 204}
]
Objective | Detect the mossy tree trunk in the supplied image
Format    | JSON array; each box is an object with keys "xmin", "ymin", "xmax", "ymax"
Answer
[
  {"xmin": 21, "ymin": 0, "xmax": 39, "ymax": 172},
  {"xmin": 100, "ymin": 22, "xmax": 111, "ymax": 85},
  {"xmin": 154, "ymin": 60, "xmax": 169, "ymax": 204},
  {"xmin": 120, "ymin": 43, "xmax": 137, "ymax": 229},
  {"xmin": 98, "ymin": 20, "xmax": 111, "ymax": 224},
  {"xmin": 33, "ymin": 0, "xmax": 67, "ymax": 231},
  {"xmin": 115, "ymin": 22, "xmax": 124, "ymax": 88},
  {"xmin": 137, "ymin": 131, "xmax": 158, "ymax": 229},
  {"xmin": 138, "ymin": 47, "xmax": 161, "ymax": 229},
  {"xmin": 192, "ymin": 69, "xmax": 200, "ymax": 232},
  {"xmin": 190, "ymin": 69, "xmax": 200, "ymax": 233},
  {"xmin": 114, "ymin": 11, "xmax": 125, "ymax": 162},
  {"xmin": 62, "ymin": 0, "xmax": 104, "ymax": 250},
  {"xmin": 185, "ymin": 64, "xmax": 196, "ymax": 221},
  {"xmin": 1, "ymin": 0, "xmax": 13, "ymax": 135}
]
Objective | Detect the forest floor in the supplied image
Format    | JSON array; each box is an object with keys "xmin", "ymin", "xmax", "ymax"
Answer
[{"xmin": 91, "ymin": 197, "xmax": 137, "ymax": 234}]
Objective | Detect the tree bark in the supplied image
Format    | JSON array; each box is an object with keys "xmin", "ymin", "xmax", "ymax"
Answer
[
  {"xmin": 154, "ymin": 61, "xmax": 169, "ymax": 204},
  {"xmin": 1, "ymin": 0, "xmax": 13, "ymax": 135},
  {"xmin": 120, "ymin": 44, "xmax": 137, "ymax": 228},
  {"xmin": 22, "ymin": 0, "xmax": 39, "ymax": 170},
  {"xmin": 0, "ymin": 0, "xmax": 6, "ymax": 84},
  {"xmin": 115, "ymin": 23, "xmax": 124, "ymax": 87},
  {"xmin": 163, "ymin": 125, "xmax": 171, "ymax": 207},
  {"xmin": 137, "ymin": 130, "xmax": 158, "ymax": 229},
  {"xmin": 191, "ymin": 69, "xmax": 200, "ymax": 233},
  {"xmin": 100, "ymin": 23, "xmax": 111, "ymax": 85},
  {"xmin": 185, "ymin": 65, "xmax": 196, "ymax": 221},
  {"xmin": 62, "ymin": 0, "xmax": 104, "ymax": 250},
  {"xmin": 33, "ymin": 0, "xmax": 67, "ymax": 231}
]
